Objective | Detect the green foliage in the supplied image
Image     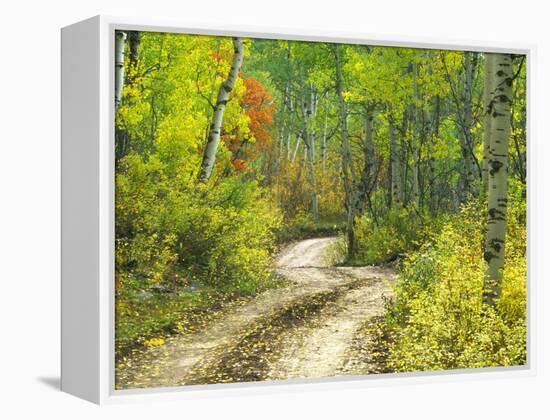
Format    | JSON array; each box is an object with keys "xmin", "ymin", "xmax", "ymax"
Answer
[
  {"xmin": 349, "ymin": 207, "xmax": 446, "ymax": 265},
  {"xmin": 270, "ymin": 153, "xmax": 346, "ymax": 242},
  {"xmin": 276, "ymin": 212, "xmax": 346, "ymax": 243},
  {"xmin": 116, "ymin": 288, "xmax": 211, "ymax": 356},
  {"xmin": 115, "ymin": 155, "xmax": 283, "ymax": 354},
  {"xmin": 385, "ymin": 195, "xmax": 527, "ymax": 371},
  {"xmin": 114, "ymin": 32, "xmax": 284, "ymax": 356},
  {"xmin": 113, "ymin": 30, "xmax": 527, "ymax": 379}
]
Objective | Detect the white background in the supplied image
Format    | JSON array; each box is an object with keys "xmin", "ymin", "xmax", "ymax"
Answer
[{"xmin": 0, "ymin": 0, "xmax": 547, "ymax": 418}]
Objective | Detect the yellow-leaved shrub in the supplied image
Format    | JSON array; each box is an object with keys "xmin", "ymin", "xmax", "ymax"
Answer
[{"xmin": 386, "ymin": 192, "xmax": 526, "ymax": 372}]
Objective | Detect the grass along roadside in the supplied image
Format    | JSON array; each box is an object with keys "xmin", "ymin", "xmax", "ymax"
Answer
[
  {"xmin": 116, "ymin": 217, "xmax": 346, "ymax": 362},
  {"xmin": 115, "ymin": 275, "xmax": 286, "ymax": 363}
]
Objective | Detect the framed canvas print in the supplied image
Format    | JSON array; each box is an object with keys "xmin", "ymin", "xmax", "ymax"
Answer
[{"xmin": 61, "ymin": 16, "xmax": 532, "ymax": 404}]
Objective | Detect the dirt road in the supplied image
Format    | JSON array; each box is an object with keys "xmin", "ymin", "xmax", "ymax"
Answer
[{"xmin": 116, "ymin": 237, "xmax": 395, "ymax": 389}]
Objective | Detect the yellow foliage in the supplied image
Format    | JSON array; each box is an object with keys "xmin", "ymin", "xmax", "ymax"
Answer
[
  {"xmin": 144, "ymin": 337, "xmax": 165, "ymax": 347},
  {"xmin": 387, "ymin": 200, "xmax": 527, "ymax": 372}
]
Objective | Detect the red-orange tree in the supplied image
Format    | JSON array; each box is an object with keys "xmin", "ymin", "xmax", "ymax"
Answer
[{"xmin": 224, "ymin": 77, "xmax": 275, "ymax": 171}]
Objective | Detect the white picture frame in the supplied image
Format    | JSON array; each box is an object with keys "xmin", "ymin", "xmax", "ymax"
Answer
[{"xmin": 61, "ymin": 15, "xmax": 535, "ymax": 405}]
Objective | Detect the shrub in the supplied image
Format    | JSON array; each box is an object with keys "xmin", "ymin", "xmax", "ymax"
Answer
[
  {"xmin": 386, "ymin": 197, "xmax": 527, "ymax": 372},
  {"xmin": 350, "ymin": 206, "xmax": 446, "ymax": 265},
  {"xmin": 270, "ymin": 154, "xmax": 346, "ymax": 243},
  {"xmin": 115, "ymin": 152, "xmax": 283, "ymax": 354},
  {"xmin": 275, "ymin": 211, "xmax": 346, "ymax": 243}
]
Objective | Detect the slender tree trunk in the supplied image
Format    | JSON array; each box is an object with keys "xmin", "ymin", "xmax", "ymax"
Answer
[
  {"xmin": 411, "ymin": 62, "xmax": 422, "ymax": 210},
  {"xmin": 483, "ymin": 53, "xmax": 514, "ymax": 305},
  {"xmin": 302, "ymin": 137, "xmax": 308, "ymax": 169},
  {"xmin": 356, "ymin": 107, "xmax": 375, "ymax": 217},
  {"xmin": 279, "ymin": 44, "xmax": 293, "ymax": 164},
  {"xmin": 291, "ymin": 136, "xmax": 300, "ymax": 162},
  {"xmin": 464, "ymin": 51, "xmax": 475, "ymax": 188},
  {"xmin": 321, "ymin": 98, "xmax": 329, "ymax": 173},
  {"xmin": 114, "ymin": 31, "xmax": 128, "ymax": 166},
  {"xmin": 121, "ymin": 31, "xmax": 141, "ymax": 152},
  {"xmin": 278, "ymin": 124, "xmax": 285, "ymax": 165},
  {"xmin": 428, "ymin": 96, "xmax": 441, "ymax": 214},
  {"xmin": 307, "ymin": 132, "xmax": 319, "ymax": 220},
  {"xmin": 458, "ymin": 51, "xmax": 480, "ymax": 201},
  {"xmin": 400, "ymin": 112, "xmax": 410, "ymax": 205},
  {"xmin": 198, "ymin": 38, "xmax": 245, "ymax": 182},
  {"xmin": 125, "ymin": 31, "xmax": 140, "ymax": 85},
  {"xmin": 298, "ymin": 86, "xmax": 319, "ymax": 220},
  {"xmin": 335, "ymin": 45, "xmax": 356, "ymax": 257},
  {"xmin": 115, "ymin": 31, "xmax": 127, "ymax": 110},
  {"xmin": 389, "ymin": 115, "xmax": 403, "ymax": 208},
  {"xmin": 278, "ymin": 84, "xmax": 289, "ymax": 169},
  {"xmin": 510, "ymin": 79, "xmax": 527, "ymax": 184},
  {"xmin": 286, "ymin": 96, "xmax": 294, "ymax": 161},
  {"xmin": 285, "ymin": 45, "xmax": 295, "ymax": 161},
  {"xmin": 412, "ymin": 151, "xmax": 421, "ymax": 210},
  {"xmin": 286, "ymin": 131, "xmax": 292, "ymax": 161}
]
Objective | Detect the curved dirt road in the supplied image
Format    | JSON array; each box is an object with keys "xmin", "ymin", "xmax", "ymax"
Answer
[
  {"xmin": 116, "ymin": 237, "xmax": 395, "ymax": 389},
  {"xmin": 276, "ymin": 237, "xmax": 337, "ymax": 268}
]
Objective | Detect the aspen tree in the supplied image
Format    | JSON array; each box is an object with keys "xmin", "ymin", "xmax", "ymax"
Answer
[
  {"xmin": 320, "ymin": 93, "xmax": 329, "ymax": 173},
  {"xmin": 335, "ymin": 45, "xmax": 356, "ymax": 256},
  {"xmin": 198, "ymin": 38, "xmax": 245, "ymax": 182},
  {"xmin": 301, "ymin": 86, "xmax": 319, "ymax": 220},
  {"xmin": 125, "ymin": 31, "xmax": 140, "ymax": 84},
  {"xmin": 356, "ymin": 107, "xmax": 375, "ymax": 217},
  {"xmin": 483, "ymin": 53, "xmax": 514, "ymax": 305},
  {"xmin": 115, "ymin": 31, "xmax": 127, "ymax": 109},
  {"xmin": 455, "ymin": 51, "xmax": 480, "ymax": 202},
  {"xmin": 482, "ymin": 53, "xmax": 495, "ymax": 193}
]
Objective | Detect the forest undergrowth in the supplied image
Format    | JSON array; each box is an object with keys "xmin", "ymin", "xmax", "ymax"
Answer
[{"xmin": 113, "ymin": 31, "xmax": 527, "ymax": 376}]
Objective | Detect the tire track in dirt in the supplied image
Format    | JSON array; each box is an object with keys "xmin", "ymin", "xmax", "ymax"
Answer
[
  {"xmin": 183, "ymin": 274, "xmax": 370, "ymax": 385},
  {"xmin": 117, "ymin": 237, "xmax": 343, "ymax": 388},
  {"xmin": 266, "ymin": 266, "xmax": 395, "ymax": 380},
  {"xmin": 116, "ymin": 237, "xmax": 395, "ymax": 389}
]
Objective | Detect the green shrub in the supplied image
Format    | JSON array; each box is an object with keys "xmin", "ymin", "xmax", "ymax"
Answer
[
  {"xmin": 350, "ymin": 206, "xmax": 446, "ymax": 265},
  {"xmin": 114, "ymin": 152, "xmax": 283, "ymax": 355},
  {"xmin": 386, "ymin": 197, "xmax": 527, "ymax": 372},
  {"xmin": 276, "ymin": 212, "xmax": 346, "ymax": 243}
]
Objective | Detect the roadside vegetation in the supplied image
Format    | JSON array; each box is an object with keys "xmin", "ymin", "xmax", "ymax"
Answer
[{"xmin": 114, "ymin": 31, "xmax": 527, "ymax": 374}]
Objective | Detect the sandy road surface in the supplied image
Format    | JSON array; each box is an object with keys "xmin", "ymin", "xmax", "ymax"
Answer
[{"xmin": 116, "ymin": 237, "xmax": 395, "ymax": 389}]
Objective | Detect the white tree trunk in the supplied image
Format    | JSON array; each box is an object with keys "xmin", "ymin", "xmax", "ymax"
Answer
[
  {"xmin": 356, "ymin": 107, "xmax": 375, "ymax": 217},
  {"xmin": 291, "ymin": 136, "xmax": 300, "ymax": 162},
  {"xmin": 307, "ymin": 132, "xmax": 319, "ymax": 220},
  {"xmin": 299, "ymin": 87, "xmax": 319, "ymax": 220},
  {"xmin": 483, "ymin": 53, "xmax": 514, "ymax": 305},
  {"xmin": 278, "ymin": 84, "xmax": 290, "ymax": 167},
  {"xmin": 335, "ymin": 45, "xmax": 356, "ymax": 256},
  {"xmin": 115, "ymin": 31, "xmax": 127, "ymax": 110},
  {"xmin": 302, "ymin": 138, "xmax": 308, "ymax": 168},
  {"xmin": 285, "ymin": 78, "xmax": 294, "ymax": 161},
  {"xmin": 198, "ymin": 38, "xmax": 245, "ymax": 182},
  {"xmin": 482, "ymin": 53, "xmax": 495, "ymax": 193},
  {"xmin": 321, "ymin": 99, "xmax": 328, "ymax": 173},
  {"xmin": 286, "ymin": 131, "xmax": 292, "ymax": 161}
]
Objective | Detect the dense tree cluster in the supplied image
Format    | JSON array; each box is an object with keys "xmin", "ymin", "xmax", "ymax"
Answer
[{"xmin": 114, "ymin": 31, "xmax": 526, "ymax": 370}]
